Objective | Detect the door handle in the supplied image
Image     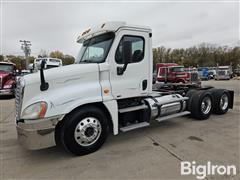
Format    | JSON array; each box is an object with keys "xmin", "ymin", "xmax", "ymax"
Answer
[{"xmin": 142, "ymin": 79, "xmax": 147, "ymax": 90}]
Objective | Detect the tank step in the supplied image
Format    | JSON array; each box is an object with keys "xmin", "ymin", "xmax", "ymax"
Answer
[
  {"xmin": 120, "ymin": 122, "xmax": 150, "ymax": 132},
  {"xmin": 118, "ymin": 104, "xmax": 148, "ymax": 113},
  {"xmin": 155, "ymin": 97, "xmax": 189, "ymax": 106},
  {"xmin": 156, "ymin": 111, "xmax": 190, "ymax": 122}
]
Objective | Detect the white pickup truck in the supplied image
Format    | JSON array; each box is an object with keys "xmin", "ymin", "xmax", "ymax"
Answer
[{"xmin": 15, "ymin": 22, "xmax": 234, "ymax": 155}]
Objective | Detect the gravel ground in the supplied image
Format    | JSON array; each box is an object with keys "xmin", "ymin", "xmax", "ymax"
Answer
[{"xmin": 0, "ymin": 79, "xmax": 239, "ymax": 180}]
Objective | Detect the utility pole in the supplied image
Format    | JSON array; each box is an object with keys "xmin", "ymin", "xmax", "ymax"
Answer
[{"xmin": 20, "ymin": 40, "xmax": 31, "ymax": 69}]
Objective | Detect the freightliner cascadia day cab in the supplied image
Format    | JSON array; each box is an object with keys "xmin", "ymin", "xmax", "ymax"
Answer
[{"xmin": 15, "ymin": 22, "xmax": 234, "ymax": 155}]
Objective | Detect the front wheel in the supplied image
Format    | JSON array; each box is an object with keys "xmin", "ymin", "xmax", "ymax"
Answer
[{"xmin": 59, "ymin": 106, "xmax": 109, "ymax": 156}]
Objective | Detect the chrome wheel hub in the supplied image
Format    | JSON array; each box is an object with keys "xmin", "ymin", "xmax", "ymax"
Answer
[
  {"xmin": 74, "ymin": 117, "xmax": 102, "ymax": 146},
  {"xmin": 201, "ymin": 96, "xmax": 211, "ymax": 115},
  {"xmin": 220, "ymin": 93, "xmax": 228, "ymax": 110}
]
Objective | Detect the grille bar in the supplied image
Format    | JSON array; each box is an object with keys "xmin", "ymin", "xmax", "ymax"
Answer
[
  {"xmin": 15, "ymin": 79, "xmax": 24, "ymax": 122},
  {"xmin": 0, "ymin": 77, "xmax": 2, "ymax": 89}
]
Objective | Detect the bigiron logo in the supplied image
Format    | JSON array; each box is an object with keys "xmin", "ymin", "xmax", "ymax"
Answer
[{"xmin": 181, "ymin": 161, "xmax": 237, "ymax": 179}]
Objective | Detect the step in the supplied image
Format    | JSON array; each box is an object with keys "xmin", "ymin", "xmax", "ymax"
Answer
[
  {"xmin": 118, "ymin": 104, "xmax": 148, "ymax": 113},
  {"xmin": 120, "ymin": 122, "xmax": 150, "ymax": 132},
  {"xmin": 155, "ymin": 111, "xmax": 191, "ymax": 122}
]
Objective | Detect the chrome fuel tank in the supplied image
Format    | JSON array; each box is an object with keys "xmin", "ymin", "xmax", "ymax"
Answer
[{"xmin": 144, "ymin": 94, "xmax": 187, "ymax": 119}]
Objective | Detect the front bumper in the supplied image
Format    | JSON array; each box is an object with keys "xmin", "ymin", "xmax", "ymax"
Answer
[
  {"xmin": 0, "ymin": 88, "xmax": 13, "ymax": 96},
  {"xmin": 215, "ymin": 75, "xmax": 230, "ymax": 80},
  {"xmin": 16, "ymin": 115, "xmax": 63, "ymax": 150}
]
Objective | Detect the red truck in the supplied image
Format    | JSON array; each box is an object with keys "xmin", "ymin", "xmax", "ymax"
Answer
[
  {"xmin": 156, "ymin": 63, "xmax": 199, "ymax": 84},
  {"xmin": 0, "ymin": 62, "xmax": 16, "ymax": 96}
]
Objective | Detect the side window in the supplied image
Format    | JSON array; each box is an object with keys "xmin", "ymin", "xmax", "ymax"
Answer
[
  {"xmin": 115, "ymin": 35, "xmax": 145, "ymax": 64},
  {"xmin": 160, "ymin": 67, "xmax": 166, "ymax": 76}
]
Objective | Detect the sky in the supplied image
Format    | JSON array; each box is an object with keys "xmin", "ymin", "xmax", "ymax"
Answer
[{"xmin": 0, "ymin": 0, "xmax": 239, "ymax": 58}]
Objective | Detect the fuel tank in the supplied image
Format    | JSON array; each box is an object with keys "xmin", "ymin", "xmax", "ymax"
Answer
[{"xmin": 144, "ymin": 94, "xmax": 187, "ymax": 119}]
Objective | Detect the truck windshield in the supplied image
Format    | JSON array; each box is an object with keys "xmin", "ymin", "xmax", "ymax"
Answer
[
  {"xmin": 0, "ymin": 64, "xmax": 14, "ymax": 73},
  {"xmin": 76, "ymin": 32, "xmax": 115, "ymax": 63}
]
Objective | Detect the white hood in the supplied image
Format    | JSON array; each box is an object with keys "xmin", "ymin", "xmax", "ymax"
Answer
[
  {"xmin": 24, "ymin": 64, "xmax": 99, "ymax": 85},
  {"xmin": 21, "ymin": 63, "xmax": 102, "ymax": 118}
]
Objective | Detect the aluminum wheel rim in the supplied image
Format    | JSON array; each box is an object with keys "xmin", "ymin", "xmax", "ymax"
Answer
[
  {"xmin": 201, "ymin": 96, "xmax": 212, "ymax": 115},
  {"xmin": 220, "ymin": 93, "xmax": 228, "ymax": 110},
  {"xmin": 74, "ymin": 117, "xmax": 102, "ymax": 146}
]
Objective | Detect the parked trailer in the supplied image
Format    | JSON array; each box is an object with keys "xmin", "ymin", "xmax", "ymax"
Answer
[{"xmin": 15, "ymin": 22, "xmax": 234, "ymax": 155}]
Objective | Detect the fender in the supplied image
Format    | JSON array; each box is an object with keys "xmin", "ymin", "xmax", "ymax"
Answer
[{"xmin": 103, "ymin": 100, "xmax": 118, "ymax": 135}]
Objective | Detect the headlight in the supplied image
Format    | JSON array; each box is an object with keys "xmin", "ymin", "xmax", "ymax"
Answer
[
  {"xmin": 3, "ymin": 84, "xmax": 12, "ymax": 89},
  {"xmin": 21, "ymin": 102, "xmax": 47, "ymax": 119}
]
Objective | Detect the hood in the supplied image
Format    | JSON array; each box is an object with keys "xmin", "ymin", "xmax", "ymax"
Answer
[
  {"xmin": 23, "ymin": 63, "xmax": 99, "ymax": 86},
  {"xmin": 20, "ymin": 63, "xmax": 101, "ymax": 117},
  {"xmin": 0, "ymin": 71, "xmax": 10, "ymax": 78}
]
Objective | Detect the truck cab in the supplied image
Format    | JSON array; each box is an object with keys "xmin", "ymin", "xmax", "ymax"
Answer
[
  {"xmin": 0, "ymin": 61, "xmax": 16, "ymax": 96},
  {"xmin": 215, "ymin": 66, "xmax": 232, "ymax": 80},
  {"xmin": 156, "ymin": 63, "xmax": 197, "ymax": 83},
  {"xmin": 198, "ymin": 67, "xmax": 209, "ymax": 80},
  {"xmin": 15, "ymin": 22, "xmax": 234, "ymax": 155}
]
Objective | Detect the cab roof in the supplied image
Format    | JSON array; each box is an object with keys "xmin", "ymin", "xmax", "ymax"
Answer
[
  {"xmin": 77, "ymin": 21, "xmax": 151, "ymax": 43},
  {"xmin": 0, "ymin": 61, "xmax": 16, "ymax": 66}
]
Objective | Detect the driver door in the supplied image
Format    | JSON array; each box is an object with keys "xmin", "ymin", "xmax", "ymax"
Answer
[{"xmin": 109, "ymin": 30, "xmax": 150, "ymax": 99}]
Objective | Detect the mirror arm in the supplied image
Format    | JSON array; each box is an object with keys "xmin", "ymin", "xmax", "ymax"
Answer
[{"xmin": 117, "ymin": 63, "xmax": 128, "ymax": 75}]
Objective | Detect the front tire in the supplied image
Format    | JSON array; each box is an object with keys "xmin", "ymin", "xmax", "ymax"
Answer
[{"xmin": 59, "ymin": 106, "xmax": 109, "ymax": 156}]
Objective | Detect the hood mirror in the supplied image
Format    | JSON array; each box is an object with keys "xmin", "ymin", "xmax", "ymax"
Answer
[{"xmin": 40, "ymin": 60, "xmax": 49, "ymax": 91}]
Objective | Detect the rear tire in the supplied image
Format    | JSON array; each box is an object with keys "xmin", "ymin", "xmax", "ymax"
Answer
[
  {"xmin": 212, "ymin": 89, "xmax": 230, "ymax": 115},
  {"xmin": 187, "ymin": 90, "xmax": 213, "ymax": 120},
  {"xmin": 59, "ymin": 106, "xmax": 109, "ymax": 156}
]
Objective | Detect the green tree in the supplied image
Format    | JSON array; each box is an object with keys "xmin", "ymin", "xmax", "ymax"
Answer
[
  {"xmin": 0, "ymin": 55, "xmax": 4, "ymax": 61},
  {"xmin": 50, "ymin": 50, "xmax": 64, "ymax": 60},
  {"xmin": 63, "ymin": 55, "xmax": 75, "ymax": 65}
]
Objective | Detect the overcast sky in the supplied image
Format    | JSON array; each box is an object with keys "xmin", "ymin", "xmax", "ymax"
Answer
[{"xmin": 1, "ymin": 0, "xmax": 239, "ymax": 57}]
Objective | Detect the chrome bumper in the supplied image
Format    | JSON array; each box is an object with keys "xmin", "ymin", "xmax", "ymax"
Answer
[
  {"xmin": 16, "ymin": 115, "xmax": 63, "ymax": 150},
  {"xmin": 0, "ymin": 89, "xmax": 13, "ymax": 96}
]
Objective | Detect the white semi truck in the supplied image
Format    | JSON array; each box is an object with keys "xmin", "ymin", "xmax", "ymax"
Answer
[{"xmin": 15, "ymin": 22, "xmax": 234, "ymax": 155}]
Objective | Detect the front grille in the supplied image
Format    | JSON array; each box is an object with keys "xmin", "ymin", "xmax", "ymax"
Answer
[
  {"xmin": 15, "ymin": 79, "xmax": 24, "ymax": 122},
  {"xmin": 190, "ymin": 73, "xmax": 198, "ymax": 82},
  {"xmin": 218, "ymin": 71, "xmax": 226, "ymax": 76},
  {"xmin": 0, "ymin": 77, "xmax": 2, "ymax": 89}
]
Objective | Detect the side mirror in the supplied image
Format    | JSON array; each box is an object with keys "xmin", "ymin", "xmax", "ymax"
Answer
[
  {"xmin": 40, "ymin": 60, "xmax": 49, "ymax": 91},
  {"xmin": 117, "ymin": 40, "xmax": 132, "ymax": 75}
]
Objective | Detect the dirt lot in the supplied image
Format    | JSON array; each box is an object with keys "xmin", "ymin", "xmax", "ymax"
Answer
[{"xmin": 0, "ymin": 80, "xmax": 239, "ymax": 180}]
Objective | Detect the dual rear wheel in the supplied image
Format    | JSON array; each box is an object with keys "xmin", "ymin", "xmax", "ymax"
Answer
[{"xmin": 186, "ymin": 89, "xmax": 230, "ymax": 120}]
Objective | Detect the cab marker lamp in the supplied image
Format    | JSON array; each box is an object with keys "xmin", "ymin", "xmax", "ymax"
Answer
[{"xmin": 21, "ymin": 102, "xmax": 47, "ymax": 119}]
